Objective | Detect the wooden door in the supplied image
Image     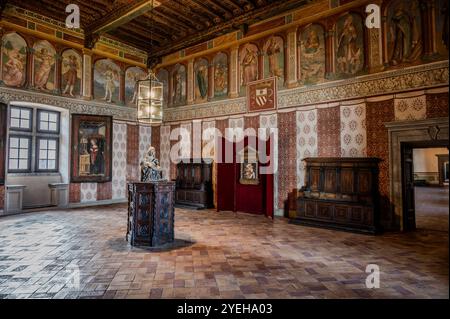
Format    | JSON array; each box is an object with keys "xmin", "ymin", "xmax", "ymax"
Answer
[{"xmin": 401, "ymin": 144, "xmax": 416, "ymax": 231}]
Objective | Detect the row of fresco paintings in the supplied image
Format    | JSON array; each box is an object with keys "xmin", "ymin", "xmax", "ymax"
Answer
[
  {"xmin": 159, "ymin": 0, "xmax": 448, "ymax": 107},
  {"xmin": 0, "ymin": 32, "xmax": 147, "ymax": 106}
]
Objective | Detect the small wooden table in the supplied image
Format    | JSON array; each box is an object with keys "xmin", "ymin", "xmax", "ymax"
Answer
[{"xmin": 127, "ymin": 181, "xmax": 176, "ymax": 247}]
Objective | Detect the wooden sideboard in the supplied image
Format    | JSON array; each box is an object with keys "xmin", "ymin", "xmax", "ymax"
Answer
[
  {"xmin": 291, "ymin": 158, "xmax": 381, "ymax": 234},
  {"xmin": 127, "ymin": 181, "xmax": 175, "ymax": 247},
  {"xmin": 175, "ymin": 159, "xmax": 213, "ymax": 209}
]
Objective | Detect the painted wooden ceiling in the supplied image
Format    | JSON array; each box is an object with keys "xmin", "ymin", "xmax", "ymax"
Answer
[{"xmin": 6, "ymin": 0, "xmax": 310, "ymax": 63}]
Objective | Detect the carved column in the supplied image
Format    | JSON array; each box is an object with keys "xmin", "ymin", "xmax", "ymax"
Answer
[
  {"xmin": 286, "ymin": 27, "xmax": 298, "ymax": 88},
  {"xmin": 187, "ymin": 59, "xmax": 194, "ymax": 105},
  {"xmin": 55, "ymin": 52, "xmax": 62, "ymax": 95},
  {"xmin": 229, "ymin": 45, "xmax": 239, "ymax": 98},
  {"xmin": 325, "ymin": 29, "xmax": 334, "ymax": 79},
  {"xmin": 423, "ymin": 0, "xmax": 438, "ymax": 59},
  {"xmin": 82, "ymin": 48, "xmax": 93, "ymax": 100},
  {"xmin": 208, "ymin": 61, "xmax": 214, "ymax": 101},
  {"xmin": 258, "ymin": 50, "xmax": 264, "ymax": 80},
  {"xmin": 26, "ymin": 46, "xmax": 34, "ymax": 89},
  {"xmin": 119, "ymin": 68, "xmax": 125, "ymax": 105}
]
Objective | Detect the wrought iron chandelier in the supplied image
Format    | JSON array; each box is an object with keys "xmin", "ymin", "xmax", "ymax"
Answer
[{"xmin": 137, "ymin": 0, "xmax": 163, "ymax": 123}]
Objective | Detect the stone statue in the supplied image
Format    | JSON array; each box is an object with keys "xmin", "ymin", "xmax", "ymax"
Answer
[{"xmin": 140, "ymin": 146, "xmax": 164, "ymax": 182}]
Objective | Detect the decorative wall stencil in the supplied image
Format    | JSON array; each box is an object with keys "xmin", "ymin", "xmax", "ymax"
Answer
[
  {"xmin": 202, "ymin": 120, "xmax": 216, "ymax": 159},
  {"xmin": 33, "ymin": 40, "xmax": 57, "ymax": 92},
  {"xmin": 1, "ymin": 32, "xmax": 27, "ymax": 88},
  {"xmin": 245, "ymin": 115, "xmax": 260, "ymax": 131},
  {"xmin": 94, "ymin": 59, "xmax": 120, "ymax": 104},
  {"xmin": 80, "ymin": 183, "xmax": 97, "ymax": 203},
  {"xmin": 69, "ymin": 183, "xmax": 80, "ymax": 203},
  {"xmin": 318, "ymin": 106, "xmax": 340, "ymax": 157},
  {"xmin": 426, "ymin": 92, "xmax": 449, "ymax": 119},
  {"xmin": 247, "ymin": 77, "xmax": 277, "ymax": 112},
  {"xmin": 112, "ymin": 122, "xmax": 127, "ymax": 200},
  {"xmin": 139, "ymin": 125, "xmax": 152, "ymax": 164},
  {"xmin": 213, "ymin": 52, "xmax": 228, "ymax": 99},
  {"xmin": 127, "ymin": 124, "xmax": 140, "ymax": 182},
  {"xmin": 125, "ymin": 66, "xmax": 146, "ymax": 106},
  {"xmin": 394, "ymin": 95, "xmax": 427, "ymax": 121},
  {"xmin": 299, "ymin": 24, "xmax": 326, "ymax": 85},
  {"xmin": 263, "ymin": 36, "xmax": 284, "ymax": 89},
  {"xmin": 160, "ymin": 125, "xmax": 171, "ymax": 180},
  {"xmin": 171, "ymin": 64, "xmax": 187, "ymax": 106},
  {"xmin": 278, "ymin": 111, "xmax": 297, "ymax": 211},
  {"xmin": 296, "ymin": 109, "xmax": 318, "ymax": 188},
  {"xmin": 194, "ymin": 58, "xmax": 208, "ymax": 103},
  {"xmin": 239, "ymin": 43, "xmax": 259, "ymax": 95},
  {"xmin": 180, "ymin": 122, "xmax": 192, "ymax": 159},
  {"xmin": 97, "ymin": 182, "xmax": 112, "ymax": 201},
  {"xmin": 340, "ymin": 103, "xmax": 367, "ymax": 157},
  {"xmin": 386, "ymin": 0, "xmax": 423, "ymax": 66},
  {"xmin": 228, "ymin": 117, "xmax": 244, "ymax": 141},
  {"xmin": 156, "ymin": 68, "xmax": 169, "ymax": 107},
  {"xmin": 260, "ymin": 113, "xmax": 278, "ymax": 210},
  {"xmin": 61, "ymin": 49, "xmax": 82, "ymax": 98},
  {"xmin": 335, "ymin": 13, "xmax": 365, "ymax": 77},
  {"xmin": 366, "ymin": 99, "xmax": 395, "ymax": 222},
  {"xmin": 169, "ymin": 123, "xmax": 180, "ymax": 181},
  {"xmin": 71, "ymin": 114, "xmax": 112, "ymax": 183}
]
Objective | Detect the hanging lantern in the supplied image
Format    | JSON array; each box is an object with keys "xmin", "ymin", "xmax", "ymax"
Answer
[{"xmin": 137, "ymin": 72, "xmax": 163, "ymax": 123}]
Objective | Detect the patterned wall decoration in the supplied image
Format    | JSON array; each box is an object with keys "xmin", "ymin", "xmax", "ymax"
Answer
[
  {"xmin": 139, "ymin": 125, "xmax": 152, "ymax": 163},
  {"xmin": 170, "ymin": 123, "xmax": 180, "ymax": 181},
  {"xmin": 61, "ymin": 49, "xmax": 82, "ymax": 99},
  {"xmin": 340, "ymin": 102, "xmax": 367, "ymax": 157},
  {"xmin": 394, "ymin": 94, "xmax": 426, "ymax": 121},
  {"xmin": 80, "ymin": 183, "xmax": 97, "ymax": 203},
  {"xmin": 435, "ymin": 0, "xmax": 449, "ymax": 56},
  {"xmin": 366, "ymin": 99, "xmax": 395, "ymax": 224},
  {"xmin": 33, "ymin": 40, "xmax": 57, "ymax": 92},
  {"xmin": 94, "ymin": 59, "xmax": 121, "ymax": 104},
  {"xmin": 112, "ymin": 122, "xmax": 127, "ymax": 200},
  {"xmin": 125, "ymin": 67, "xmax": 146, "ymax": 107},
  {"xmin": 126, "ymin": 124, "xmax": 140, "ymax": 182},
  {"xmin": 69, "ymin": 183, "xmax": 80, "ymax": 203},
  {"xmin": 97, "ymin": 182, "xmax": 112, "ymax": 201},
  {"xmin": 318, "ymin": 106, "xmax": 341, "ymax": 157},
  {"xmin": 426, "ymin": 92, "xmax": 449, "ymax": 119},
  {"xmin": 260, "ymin": 113, "xmax": 278, "ymax": 211},
  {"xmin": 213, "ymin": 52, "xmax": 228, "ymax": 100},
  {"xmin": 171, "ymin": 64, "xmax": 187, "ymax": 106},
  {"xmin": 1, "ymin": 32, "xmax": 27, "ymax": 88},
  {"xmin": 228, "ymin": 117, "xmax": 245, "ymax": 141},
  {"xmin": 244, "ymin": 115, "xmax": 259, "ymax": 131},
  {"xmin": 299, "ymin": 24, "xmax": 326, "ymax": 85},
  {"xmin": 278, "ymin": 111, "xmax": 297, "ymax": 212},
  {"xmin": 239, "ymin": 43, "xmax": 259, "ymax": 96},
  {"xmin": 263, "ymin": 36, "xmax": 284, "ymax": 89},
  {"xmin": 194, "ymin": 58, "xmax": 209, "ymax": 103},
  {"xmin": 385, "ymin": 0, "xmax": 423, "ymax": 67},
  {"xmin": 296, "ymin": 109, "xmax": 318, "ymax": 188},
  {"xmin": 180, "ymin": 122, "xmax": 192, "ymax": 159},
  {"xmin": 151, "ymin": 125, "xmax": 161, "ymax": 159},
  {"xmin": 335, "ymin": 13, "xmax": 365, "ymax": 78},
  {"xmin": 0, "ymin": 186, "xmax": 4, "ymax": 210},
  {"xmin": 160, "ymin": 125, "xmax": 171, "ymax": 181},
  {"xmin": 202, "ymin": 120, "xmax": 216, "ymax": 159}
]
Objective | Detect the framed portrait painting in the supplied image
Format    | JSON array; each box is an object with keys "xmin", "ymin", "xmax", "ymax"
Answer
[
  {"xmin": 239, "ymin": 146, "xmax": 259, "ymax": 185},
  {"xmin": 71, "ymin": 114, "xmax": 112, "ymax": 183}
]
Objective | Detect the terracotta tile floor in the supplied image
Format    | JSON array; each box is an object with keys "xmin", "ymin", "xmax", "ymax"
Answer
[{"xmin": 0, "ymin": 204, "xmax": 448, "ymax": 299}]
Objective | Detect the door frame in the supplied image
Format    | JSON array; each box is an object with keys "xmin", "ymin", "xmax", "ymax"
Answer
[{"xmin": 386, "ymin": 117, "xmax": 448, "ymax": 231}]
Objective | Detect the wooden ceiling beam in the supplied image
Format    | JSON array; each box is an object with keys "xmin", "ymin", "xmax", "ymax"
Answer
[
  {"xmin": 200, "ymin": 0, "xmax": 233, "ymax": 19},
  {"xmin": 149, "ymin": 0, "xmax": 307, "ymax": 59},
  {"xmin": 160, "ymin": 0, "xmax": 212, "ymax": 29},
  {"xmin": 85, "ymin": 0, "xmax": 160, "ymax": 34},
  {"xmin": 221, "ymin": 0, "xmax": 244, "ymax": 14},
  {"xmin": 142, "ymin": 11, "xmax": 191, "ymax": 35},
  {"xmin": 184, "ymin": 0, "xmax": 224, "ymax": 23}
]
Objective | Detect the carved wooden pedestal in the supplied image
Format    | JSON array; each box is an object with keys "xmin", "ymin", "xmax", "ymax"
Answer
[{"xmin": 127, "ymin": 182, "xmax": 176, "ymax": 247}]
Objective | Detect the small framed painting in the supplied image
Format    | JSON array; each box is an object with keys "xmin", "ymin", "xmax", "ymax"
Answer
[
  {"xmin": 239, "ymin": 146, "xmax": 259, "ymax": 185},
  {"xmin": 71, "ymin": 114, "xmax": 112, "ymax": 183}
]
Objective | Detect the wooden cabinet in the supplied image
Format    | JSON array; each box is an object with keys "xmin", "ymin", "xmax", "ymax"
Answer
[
  {"xmin": 175, "ymin": 159, "xmax": 213, "ymax": 209},
  {"xmin": 127, "ymin": 181, "xmax": 175, "ymax": 247},
  {"xmin": 292, "ymin": 158, "xmax": 381, "ymax": 234}
]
